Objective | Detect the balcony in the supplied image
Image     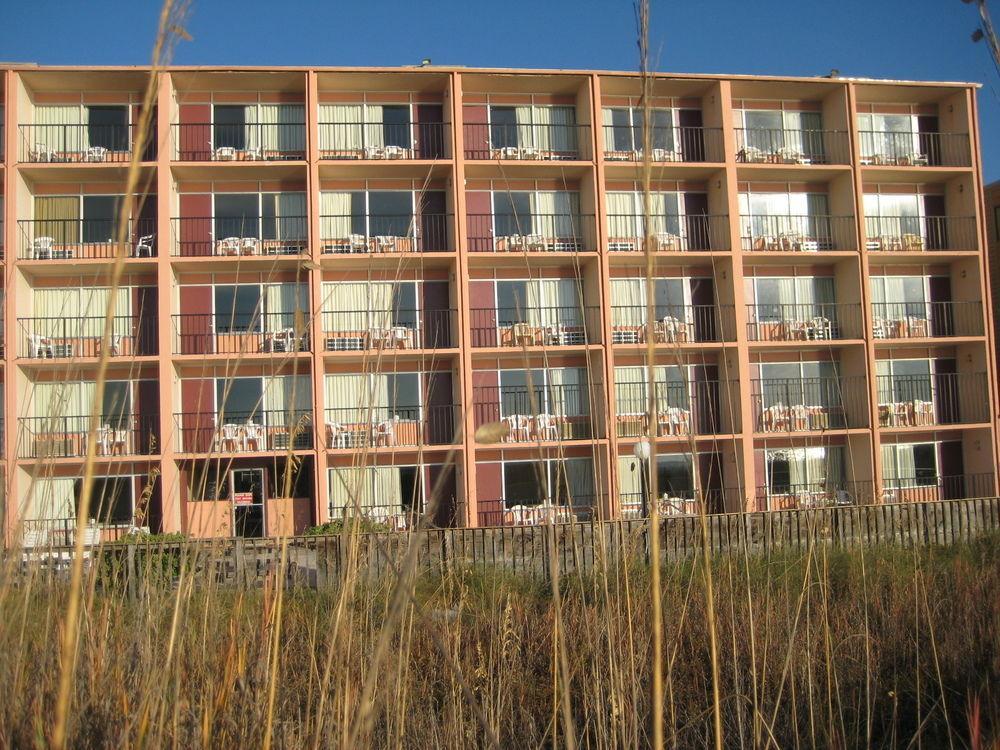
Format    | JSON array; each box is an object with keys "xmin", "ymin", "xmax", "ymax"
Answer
[
  {"xmin": 614, "ymin": 380, "xmax": 726, "ymax": 437},
  {"xmin": 172, "ymin": 313, "xmax": 310, "ymax": 355},
  {"xmin": 610, "ymin": 304, "xmax": 735, "ymax": 344},
  {"xmin": 754, "ymin": 480, "xmax": 876, "ymax": 511},
  {"xmin": 746, "ymin": 303, "xmax": 862, "ymax": 342},
  {"xmin": 319, "ymin": 213, "xmax": 450, "ymax": 254},
  {"xmin": 175, "ymin": 410, "xmax": 314, "ymax": 454},
  {"xmin": 472, "ymin": 383, "xmax": 595, "ymax": 442},
  {"xmin": 871, "ymin": 301, "xmax": 984, "ymax": 339},
  {"xmin": 19, "ymin": 316, "xmax": 158, "ymax": 359},
  {"xmin": 734, "ymin": 128, "xmax": 850, "ymax": 164},
  {"xmin": 864, "ymin": 215, "xmax": 977, "ymax": 252},
  {"xmin": 740, "ymin": 215, "xmax": 855, "ymax": 252},
  {"xmin": 858, "ymin": 130, "xmax": 971, "ymax": 168},
  {"xmin": 18, "ymin": 218, "xmax": 157, "ymax": 260},
  {"xmin": 463, "ymin": 122, "xmax": 591, "ymax": 161},
  {"xmin": 476, "ymin": 495, "xmax": 596, "ymax": 526},
  {"xmin": 18, "ymin": 414, "xmax": 159, "ymax": 459},
  {"xmin": 880, "ymin": 472, "xmax": 995, "ymax": 503},
  {"xmin": 876, "ymin": 372, "xmax": 989, "ymax": 427},
  {"xmin": 317, "ymin": 121, "xmax": 445, "ymax": 160},
  {"xmin": 601, "ymin": 124, "xmax": 724, "ymax": 163},
  {"xmin": 324, "ymin": 404, "xmax": 457, "ymax": 449},
  {"xmin": 18, "ymin": 124, "xmax": 153, "ymax": 163},
  {"xmin": 751, "ymin": 376, "xmax": 867, "ymax": 432},
  {"xmin": 321, "ymin": 308, "xmax": 455, "ymax": 351},
  {"xmin": 469, "ymin": 306, "xmax": 600, "ymax": 348},
  {"xmin": 607, "ymin": 214, "xmax": 730, "ymax": 252},
  {"xmin": 467, "ymin": 213, "xmax": 595, "ymax": 253},
  {"xmin": 20, "ymin": 518, "xmax": 135, "ymax": 547},
  {"xmin": 170, "ymin": 216, "xmax": 308, "ymax": 257},
  {"xmin": 172, "ymin": 122, "xmax": 306, "ymax": 161}
]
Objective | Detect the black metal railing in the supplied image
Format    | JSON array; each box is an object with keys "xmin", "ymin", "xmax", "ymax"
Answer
[
  {"xmin": 172, "ymin": 122, "xmax": 306, "ymax": 161},
  {"xmin": 472, "ymin": 383, "xmax": 595, "ymax": 441},
  {"xmin": 864, "ymin": 215, "xmax": 977, "ymax": 252},
  {"xmin": 876, "ymin": 372, "xmax": 989, "ymax": 427},
  {"xmin": 318, "ymin": 121, "xmax": 445, "ymax": 159},
  {"xmin": 870, "ymin": 301, "xmax": 984, "ymax": 339},
  {"xmin": 326, "ymin": 498, "xmax": 455, "ymax": 531},
  {"xmin": 858, "ymin": 130, "xmax": 971, "ymax": 167},
  {"xmin": 463, "ymin": 122, "xmax": 591, "ymax": 160},
  {"xmin": 172, "ymin": 313, "xmax": 311, "ymax": 355},
  {"xmin": 175, "ymin": 410, "xmax": 314, "ymax": 453},
  {"xmin": 740, "ymin": 214, "xmax": 855, "ymax": 251},
  {"xmin": 754, "ymin": 481, "xmax": 877, "ymax": 512},
  {"xmin": 751, "ymin": 376, "xmax": 867, "ymax": 432},
  {"xmin": 476, "ymin": 495, "xmax": 596, "ymax": 527},
  {"xmin": 19, "ymin": 315, "xmax": 157, "ymax": 358},
  {"xmin": 467, "ymin": 212, "xmax": 595, "ymax": 253},
  {"xmin": 19, "ymin": 123, "xmax": 154, "ymax": 162},
  {"xmin": 602, "ymin": 125, "xmax": 724, "ymax": 162},
  {"xmin": 619, "ymin": 490, "xmax": 710, "ymax": 519},
  {"xmin": 469, "ymin": 305, "xmax": 599, "ymax": 347},
  {"xmin": 18, "ymin": 414, "xmax": 159, "ymax": 459},
  {"xmin": 170, "ymin": 216, "xmax": 308, "ymax": 257},
  {"xmin": 746, "ymin": 302, "xmax": 861, "ymax": 342},
  {"xmin": 18, "ymin": 217, "xmax": 157, "ymax": 260},
  {"xmin": 20, "ymin": 518, "xmax": 136, "ymax": 548},
  {"xmin": 322, "ymin": 308, "xmax": 455, "ymax": 350},
  {"xmin": 734, "ymin": 128, "xmax": 850, "ymax": 164},
  {"xmin": 319, "ymin": 213, "xmax": 451, "ymax": 253},
  {"xmin": 324, "ymin": 405, "xmax": 457, "ymax": 448},
  {"xmin": 614, "ymin": 380, "xmax": 727, "ymax": 436},
  {"xmin": 606, "ymin": 213, "xmax": 730, "ymax": 252},
  {"xmin": 609, "ymin": 304, "xmax": 735, "ymax": 343},
  {"xmin": 879, "ymin": 473, "xmax": 995, "ymax": 503}
]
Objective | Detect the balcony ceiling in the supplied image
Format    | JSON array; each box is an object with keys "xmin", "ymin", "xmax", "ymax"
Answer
[
  {"xmin": 20, "ymin": 69, "xmax": 150, "ymax": 92},
  {"xmin": 599, "ymin": 76, "xmax": 714, "ymax": 98},
  {"xmin": 170, "ymin": 70, "xmax": 306, "ymax": 93},
  {"xmin": 316, "ymin": 70, "xmax": 450, "ymax": 93},
  {"xmin": 460, "ymin": 72, "xmax": 588, "ymax": 96}
]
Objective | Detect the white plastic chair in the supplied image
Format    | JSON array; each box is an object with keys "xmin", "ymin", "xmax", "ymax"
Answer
[
  {"xmin": 219, "ymin": 423, "xmax": 240, "ymax": 452},
  {"xmin": 214, "ymin": 146, "xmax": 236, "ymax": 160},
  {"xmin": 326, "ymin": 422, "xmax": 349, "ymax": 448},
  {"xmin": 33, "ymin": 236, "xmax": 55, "ymax": 259},
  {"xmin": 534, "ymin": 413, "xmax": 559, "ymax": 441},
  {"xmin": 134, "ymin": 234, "xmax": 155, "ymax": 257},
  {"xmin": 28, "ymin": 333, "xmax": 54, "ymax": 358},
  {"xmin": 240, "ymin": 237, "xmax": 260, "ymax": 255},
  {"xmin": 217, "ymin": 237, "xmax": 241, "ymax": 256},
  {"xmin": 502, "ymin": 414, "xmax": 531, "ymax": 443},
  {"xmin": 85, "ymin": 146, "xmax": 108, "ymax": 162},
  {"xmin": 243, "ymin": 421, "xmax": 265, "ymax": 451},
  {"xmin": 372, "ymin": 417, "xmax": 397, "ymax": 447}
]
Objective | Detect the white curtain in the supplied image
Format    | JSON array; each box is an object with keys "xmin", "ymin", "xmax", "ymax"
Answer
[
  {"xmin": 611, "ymin": 277, "xmax": 645, "ymax": 327},
  {"xmin": 276, "ymin": 192, "xmax": 306, "ymax": 240},
  {"xmin": 614, "ymin": 365, "xmax": 646, "ymax": 414},
  {"xmin": 22, "ymin": 478, "xmax": 76, "ymax": 521},
  {"xmin": 533, "ymin": 105, "xmax": 552, "ymax": 151},
  {"xmin": 364, "ymin": 104, "xmax": 384, "ymax": 149},
  {"xmin": 607, "ymin": 192, "xmax": 639, "ymax": 238},
  {"xmin": 562, "ymin": 457, "xmax": 595, "ymax": 508},
  {"xmin": 263, "ymin": 283, "xmax": 306, "ymax": 333},
  {"xmin": 35, "ymin": 105, "xmax": 83, "ymax": 153},
  {"xmin": 244, "ymin": 105, "xmax": 260, "ymax": 151},
  {"xmin": 326, "ymin": 374, "xmax": 367, "ymax": 412},
  {"xmin": 602, "ymin": 107, "xmax": 616, "ymax": 152},
  {"xmin": 538, "ymin": 278, "xmax": 580, "ymax": 327},
  {"xmin": 323, "ymin": 104, "xmax": 363, "ymax": 151},
  {"xmin": 547, "ymin": 367, "xmax": 586, "ymax": 417},
  {"xmin": 34, "ymin": 381, "xmax": 95, "ymax": 419},
  {"xmin": 531, "ymin": 191, "xmax": 576, "ymax": 237},
  {"xmin": 514, "ymin": 105, "xmax": 533, "ymax": 148},
  {"xmin": 320, "ymin": 191, "xmax": 352, "ymax": 240},
  {"xmin": 263, "ymin": 375, "xmax": 311, "ymax": 416},
  {"xmin": 372, "ymin": 467, "xmax": 403, "ymax": 514},
  {"xmin": 259, "ymin": 104, "xmax": 279, "ymax": 152},
  {"xmin": 269, "ymin": 104, "xmax": 304, "ymax": 153},
  {"xmin": 324, "ymin": 281, "xmax": 369, "ymax": 333},
  {"xmin": 329, "ymin": 467, "xmax": 373, "ymax": 513}
]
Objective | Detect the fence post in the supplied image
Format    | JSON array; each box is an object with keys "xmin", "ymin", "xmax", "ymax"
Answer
[{"xmin": 126, "ymin": 544, "xmax": 137, "ymax": 602}]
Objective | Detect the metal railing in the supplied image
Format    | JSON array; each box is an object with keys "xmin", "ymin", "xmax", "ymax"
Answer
[
  {"xmin": 467, "ymin": 213, "xmax": 595, "ymax": 253},
  {"xmin": 864, "ymin": 215, "xmax": 977, "ymax": 252},
  {"xmin": 469, "ymin": 305, "xmax": 600, "ymax": 347},
  {"xmin": 601, "ymin": 125, "xmax": 724, "ymax": 162},
  {"xmin": 876, "ymin": 372, "xmax": 989, "ymax": 427},
  {"xmin": 609, "ymin": 304, "xmax": 736, "ymax": 343},
  {"xmin": 170, "ymin": 216, "xmax": 308, "ymax": 257},
  {"xmin": 879, "ymin": 473, "xmax": 995, "ymax": 503},
  {"xmin": 19, "ymin": 123, "xmax": 155, "ymax": 162},
  {"xmin": 871, "ymin": 301, "xmax": 984, "ymax": 339},
  {"xmin": 476, "ymin": 495, "xmax": 597, "ymax": 527},
  {"xmin": 172, "ymin": 122, "xmax": 306, "ymax": 161},
  {"xmin": 18, "ymin": 217, "xmax": 157, "ymax": 260},
  {"xmin": 321, "ymin": 308, "xmax": 455, "ymax": 350},
  {"xmin": 619, "ymin": 490, "xmax": 711, "ymax": 519},
  {"xmin": 740, "ymin": 214, "xmax": 855, "ymax": 251},
  {"xmin": 463, "ymin": 122, "xmax": 591, "ymax": 160},
  {"xmin": 734, "ymin": 127, "xmax": 850, "ymax": 164},
  {"xmin": 319, "ymin": 213, "xmax": 451, "ymax": 254},
  {"xmin": 471, "ymin": 383, "xmax": 595, "ymax": 441},
  {"xmin": 317, "ymin": 121, "xmax": 446, "ymax": 160},
  {"xmin": 20, "ymin": 518, "xmax": 136, "ymax": 548},
  {"xmin": 614, "ymin": 380, "xmax": 727, "ymax": 436},
  {"xmin": 746, "ymin": 303, "xmax": 861, "ymax": 342},
  {"xmin": 858, "ymin": 130, "xmax": 971, "ymax": 167},
  {"xmin": 172, "ymin": 313, "xmax": 311, "ymax": 355},
  {"xmin": 327, "ymin": 498, "xmax": 456, "ymax": 531},
  {"xmin": 324, "ymin": 405, "xmax": 457, "ymax": 448},
  {"xmin": 175, "ymin": 410, "xmax": 314, "ymax": 453},
  {"xmin": 606, "ymin": 214, "xmax": 730, "ymax": 252},
  {"xmin": 751, "ymin": 376, "xmax": 868, "ymax": 432},
  {"xmin": 19, "ymin": 316, "xmax": 158, "ymax": 358},
  {"xmin": 18, "ymin": 414, "xmax": 159, "ymax": 459},
  {"xmin": 754, "ymin": 481, "xmax": 877, "ymax": 512}
]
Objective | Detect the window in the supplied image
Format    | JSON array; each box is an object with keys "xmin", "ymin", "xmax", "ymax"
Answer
[
  {"xmin": 882, "ymin": 442, "xmax": 937, "ymax": 486},
  {"xmin": 760, "ymin": 361, "xmax": 836, "ymax": 408},
  {"xmin": 870, "ymin": 276, "xmax": 928, "ymax": 318},
  {"xmin": 742, "ymin": 109, "xmax": 823, "ymax": 158},
  {"xmin": 655, "ymin": 454, "xmax": 694, "ymax": 497},
  {"xmin": 498, "ymin": 368, "xmax": 587, "ymax": 418},
  {"xmin": 214, "ymin": 194, "xmax": 259, "ymax": 239},
  {"xmin": 765, "ymin": 447, "xmax": 843, "ymax": 494},
  {"xmin": 87, "ymin": 105, "xmax": 129, "ymax": 151},
  {"xmin": 753, "ymin": 277, "xmax": 835, "ymax": 321},
  {"xmin": 102, "ymin": 381, "xmax": 132, "ymax": 429},
  {"xmin": 79, "ymin": 476, "xmax": 133, "ymax": 524},
  {"xmin": 857, "ymin": 113, "xmax": 918, "ymax": 159},
  {"xmin": 214, "ymin": 105, "xmax": 246, "ymax": 149},
  {"xmin": 217, "ymin": 377, "xmax": 263, "ymax": 421},
  {"xmin": 501, "ymin": 457, "xmax": 594, "ymax": 508},
  {"xmin": 603, "ymin": 107, "xmax": 675, "ymax": 152},
  {"xmin": 367, "ymin": 191, "xmax": 413, "ymax": 237},
  {"xmin": 215, "ymin": 285, "xmax": 262, "ymax": 333},
  {"xmin": 739, "ymin": 192, "xmax": 830, "ymax": 243},
  {"xmin": 876, "ymin": 359, "xmax": 933, "ymax": 404},
  {"xmin": 863, "ymin": 193, "xmax": 923, "ymax": 239},
  {"xmin": 381, "ymin": 105, "xmax": 410, "ymax": 148},
  {"xmin": 490, "ymin": 106, "xmax": 518, "ymax": 149},
  {"xmin": 82, "ymin": 195, "xmax": 122, "ymax": 243}
]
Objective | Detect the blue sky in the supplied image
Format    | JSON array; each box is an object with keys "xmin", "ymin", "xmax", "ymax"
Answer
[{"xmin": 3, "ymin": 0, "xmax": 999, "ymax": 177}]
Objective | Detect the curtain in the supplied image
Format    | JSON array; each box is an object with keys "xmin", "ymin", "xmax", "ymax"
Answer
[
  {"xmin": 326, "ymin": 374, "xmax": 366, "ymax": 412},
  {"xmin": 647, "ymin": 192, "xmax": 680, "ymax": 236},
  {"xmin": 324, "ymin": 104, "xmax": 363, "ymax": 150},
  {"xmin": 614, "ymin": 366, "xmax": 646, "ymax": 415},
  {"xmin": 35, "ymin": 196, "xmax": 80, "ymax": 246},
  {"xmin": 531, "ymin": 191, "xmax": 577, "ymax": 237},
  {"xmin": 533, "ymin": 105, "xmax": 552, "ymax": 151},
  {"xmin": 777, "ymin": 278, "xmax": 797, "ymax": 311},
  {"xmin": 617, "ymin": 455, "xmax": 642, "ymax": 499},
  {"xmin": 611, "ymin": 278, "xmax": 645, "ymax": 327},
  {"xmin": 34, "ymin": 381, "xmax": 95, "ymax": 419},
  {"xmin": 329, "ymin": 467, "xmax": 372, "ymax": 513},
  {"xmin": 562, "ymin": 457, "xmax": 595, "ymax": 509},
  {"xmin": 263, "ymin": 283, "xmax": 306, "ymax": 333},
  {"xmin": 278, "ymin": 104, "xmax": 304, "ymax": 152},
  {"xmin": 514, "ymin": 105, "xmax": 533, "ymax": 149},
  {"xmin": 276, "ymin": 192, "xmax": 306, "ymax": 240},
  {"xmin": 259, "ymin": 104, "xmax": 279, "ymax": 152},
  {"xmin": 606, "ymin": 192, "xmax": 639, "ymax": 238},
  {"xmin": 547, "ymin": 367, "xmax": 585, "ymax": 417},
  {"xmin": 23, "ymin": 478, "xmax": 76, "ymax": 521},
  {"xmin": 324, "ymin": 281, "xmax": 370, "ymax": 333},
  {"xmin": 243, "ymin": 105, "xmax": 260, "ymax": 151},
  {"xmin": 263, "ymin": 375, "xmax": 311, "ymax": 418},
  {"xmin": 35, "ymin": 105, "xmax": 83, "ymax": 153},
  {"xmin": 803, "ymin": 447, "xmax": 827, "ymax": 487},
  {"xmin": 320, "ymin": 192, "xmax": 351, "ymax": 240},
  {"xmin": 372, "ymin": 467, "xmax": 402, "ymax": 514},
  {"xmin": 364, "ymin": 104, "xmax": 384, "ymax": 149},
  {"xmin": 602, "ymin": 108, "xmax": 616, "ymax": 152},
  {"xmin": 536, "ymin": 278, "xmax": 580, "ymax": 328},
  {"xmin": 896, "ymin": 445, "xmax": 916, "ymax": 481}
]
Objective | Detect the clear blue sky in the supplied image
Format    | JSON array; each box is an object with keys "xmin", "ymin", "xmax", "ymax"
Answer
[{"xmin": 3, "ymin": 0, "xmax": 999, "ymax": 178}]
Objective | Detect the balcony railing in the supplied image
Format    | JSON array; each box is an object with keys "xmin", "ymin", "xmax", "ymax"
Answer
[
  {"xmin": 746, "ymin": 303, "xmax": 862, "ymax": 342},
  {"xmin": 740, "ymin": 214, "xmax": 856, "ymax": 251},
  {"xmin": 871, "ymin": 301, "xmax": 984, "ymax": 339},
  {"xmin": 327, "ymin": 497, "xmax": 456, "ymax": 531},
  {"xmin": 734, "ymin": 128, "xmax": 850, "ymax": 164},
  {"xmin": 21, "ymin": 518, "xmax": 136, "ymax": 548},
  {"xmin": 476, "ymin": 495, "xmax": 596, "ymax": 526},
  {"xmin": 864, "ymin": 215, "xmax": 977, "ymax": 252},
  {"xmin": 751, "ymin": 376, "xmax": 868, "ymax": 432},
  {"xmin": 754, "ymin": 481, "xmax": 877, "ymax": 512},
  {"xmin": 18, "ymin": 414, "xmax": 159, "ymax": 459},
  {"xmin": 876, "ymin": 372, "xmax": 989, "ymax": 427},
  {"xmin": 172, "ymin": 313, "xmax": 311, "ymax": 355},
  {"xmin": 175, "ymin": 410, "xmax": 314, "ymax": 454},
  {"xmin": 607, "ymin": 214, "xmax": 730, "ymax": 252},
  {"xmin": 610, "ymin": 304, "xmax": 736, "ymax": 343},
  {"xmin": 18, "ymin": 218, "xmax": 157, "ymax": 260},
  {"xmin": 19, "ymin": 123, "xmax": 154, "ymax": 163},
  {"xmin": 879, "ymin": 472, "xmax": 995, "ymax": 503},
  {"xmin": 467, "ymin": 213, "xmax": 595, "ymax": 253},
  {"xmin": 19, "ymin": 316, "xmax": 158, "ymax": 359},
  {"xmin": 472, "ymin": 383, "xmax": 595, "ymax": 442},
  {"xmin": 858, "ymin": 130, "xmax": 971, "ymax": 168},
  {"xmin": 172, "ymin": 123, "xmax": 306, "ymax": 161},
  {"xmin": 318, "ymin": 121, "xmax": 445, "ymax": 160},
  {"xmin": 324, "ymin": 405, "xmax": 457, "ymax": 448},
  {"xmin": 614, "ymin": 380, "xmax": 727, "ymax": 437},
  {"xmin": 602, "ymin": 125, "xmax": 724, "ymax": 162},
  {"xmin": 463, "ymin": 123, "xmax": 591, "ymax": 160},
  {"xmin": 319, "ymin": 213, "xmax": 451, "ymax": 254},
  {"xmin": 321, "ymin": 308, "xmax": 455, "ymax": 351},
  {"xmin": 170, "ymin": 216, "xmax": 308, "ymax": 257},
  {"xmin": 469, "ymin": 306, "xmax": 600, "ymax": 348}
]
